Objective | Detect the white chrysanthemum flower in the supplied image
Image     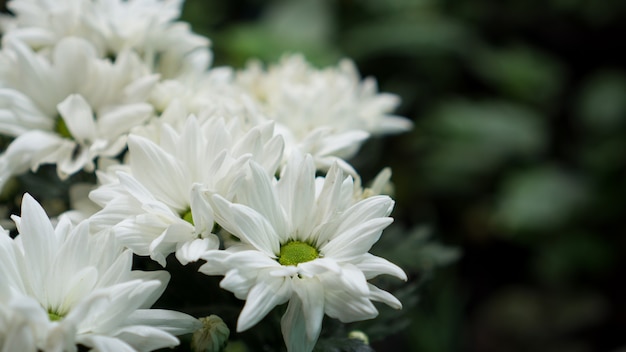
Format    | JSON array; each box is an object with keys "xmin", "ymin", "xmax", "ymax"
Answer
[
  {"xmin": 236, "ymin": 54, "xmax": 413, "ymax": 172},
  {"xmin": 149, "ymin": 67, "xmax": 246, "ymax": 117},
  {"xmin": 0, "ymin": 0, "xmax": 211, "ymax": 79},
  {"xmin": 0, "ymin": 194, "xmax": 201, "ymax": 351},
  {"xmin": 199, "ymin": 154, "xmax": 407, "ymax": 352},
  {"xmin": 89, "ymin": 113, "xmax": 284, "ymax": 266},
  {"xmin": 0, "ymin": 36, "xmax": 157, "ymax": 188}
]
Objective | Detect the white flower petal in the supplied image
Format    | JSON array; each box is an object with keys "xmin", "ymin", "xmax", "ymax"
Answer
[
  {"xmin": 0, "ymin": 130, "xmax": 65, "ymax": 187},
  {"xmin": 220, "ymin": 270, "xmax": 255, "ymax": 300},
  {"xmin": 277, "ymin": 153, "xmax": 315, "ymax": 235},
  {"xmin": 12, "ymin": 194, "xmax": 57, "ymax": 287},
  {"xmin": 323, "ymin": 288, "xmax": 378, "ymax": 323},
  {"xmin": 321, "ymin": 217, "xmax": 393, "ymax": 261},
  {"xmin": 280, "ymin": 296, "xmax": 317, "ymax": 352},
  {"xmin": 241, "ymin": 161, "xmax": 288, "ymax": 239},
  {"xmin": 97, "ymin": 250, "xmax": 134, "ymax": 288},
  {"xmin": 111, "ymin": 325, "xmax": 180, "ymax": 351},
  {"xmin": 0, "ymin": 232, "xmax": 26, "ymax": 298},
  {"xmin": 293, "ymin": 277, "xmax": 324, "ymax": 341},
  {"xmin": 175, "ymin": 237, "xmax": 219, "ymax": 265},
  {"xmin": 0, "ymin": 88, "xmax": 50, "ymax": 136},
  {"xmin": 123, "ymin": 309, "xmax": 201, "ymax": 336},
  {"xmin": 97, "ymin": 103, "xmax": 153, "ymax": 139},
  {"xmin": 237, "ymin": 276, "xmax": 291, "ymax": 332},
  {"xmin": 189, "ymin": 184, "xmax": 215, "ymax": 236},
  {"xmin": 368, "ymin": 284, "xmax": 402, "ymax": 310},
  {"xmin": 127, "ymin": 134, "xmax": 189, "ymax": 211},
  {"xmin": 78, "ymin": 334, "xmax": 136, "ymax": 352},
  {"xmin": 355, "ymin": 253, "xmax": 407, "ymax": 281},
  {"xmin": 212, "ymin": 195, "xmax": 280, "ymax": 257},
  {"xmin": 56, "ymin": 94, "xmax": 97, "ymax": 145}
]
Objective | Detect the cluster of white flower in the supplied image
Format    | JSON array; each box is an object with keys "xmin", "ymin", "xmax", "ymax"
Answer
[{"xmin": 0, "ymin": 1, "xmax": 412, "ymax": 351}]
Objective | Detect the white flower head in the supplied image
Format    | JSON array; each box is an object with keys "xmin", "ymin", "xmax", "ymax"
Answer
[
  {"xmin": 200, "ymin": 153, "xmax": 407, "ymax": 352},
  {"xmin": 0, "ymin": 193, "xmax": 201, "ymax": 351},
  {"xmin": 1, "ymin": 0, "xmax": 211, "ymax": 79},
  {"xmin": 0, "ymin": 36, "xmax": 157, "ymax": 188},
  {"xmin": 149, "ymin": 66, "xmax": 247, "ymax": 118},
  {"xmin": 236, "ymin": 54, "xmax": 413, "ymax": 172},
  {"xmin": 89, "ymin": 112, "xmax": 284, "ymax": 266}
]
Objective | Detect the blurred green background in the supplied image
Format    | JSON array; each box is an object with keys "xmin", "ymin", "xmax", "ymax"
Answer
[{"xmin": 179, "ymin": 0, "xmax": 626, "ymax": 351}]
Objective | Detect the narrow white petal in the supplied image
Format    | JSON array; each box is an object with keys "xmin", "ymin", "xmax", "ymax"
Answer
[
  {"xmin": 0, "ymin": 232, "xmax": 26, "ymax": 297},
  {"xmin": 116, "ymin": 172, "xmax": 176, "ymax": 218},
  {"xmin": 189, "ymin": 184, "xmax": 215, "ymax": 236},
  {"xmin": 280, "ymin": 297, "xmax": 317, "ymax": 352},
  {"xmin": 323, "ymin": 289, "xmax": 378, "ymax": 323},
  {"xmin": 368, "ymin": 284, "xmax": 402, "ymax": 309},
  {"xmin": 0, "ymin": 88, "xmax": 50, "ymax": 136},
  {"xmin": 13, "ymin": 194, "xmax": 56, "ymax": 287},
  {"xmin": 321, "ymin": 217, "xmax": 393, "ymax": 261},
  {"xmin": 64, "ymin": 291, "xmax": 112, "ymax": 332},
  {"xmin": 354, "ymin": 253, "xmax": 407, "ymax": 281},
  {"xmin": 277, "ymin": 153, "xmax": 315, "ymax": 235},
  {"xmin": 237, "ymin": 276, "xmax": 291, "ymax": 332},
  {"xmin": 212, "ymin": 195, "xmax": 280, "ymax": 257},
  {"xmin": 220, "ymin": 270, "xmax": 255, "ymax": 300},
  {"xmin": 177, "ymin": 117, "xmax": 202, "ymax": 176},
  {"xmin": 0, "ymin": 131, "xmax": 64, "ymax": 184},
  {"xmin": 175, "ymin": 237, "xmax": 219, "ymax": 265},
  {"xmin": 77, "ymin": 334, "xmax": 136, "ymax": 352},
  {"xmin": 57, "ymin": 266, "xmax": 99, "ymax": 315},
  {"xmin": 57, "ymin": 94, "xmax": 97, "ymax": 145},
  {"xmin": 127, "ymin": 134, "xmax": 189, "ymax": 211},
  {"xmin": 242, "ymin": 161, "xmax": 288, "ymax": 239},
  {"xmin": 334, "ymin": 196, "xmax": 394, "ymax": 234},
  {"xmin": 316, "ymin": 130, "xmax": 369, "ymax": 158},
  {"xmin": 148, "ymin": 223, "xmax": 195, "ymax": 267},
  {"xmin": 97, "ymin": 250, "xmax": 134, "ymax": 288},
  {"xmin": 91, "ymin": 280, "xmax": 162, "ymax": 333},
  {"xmin": 320, "ymin": 274, "xmax": 378, "ymax": 323},
  {"xmin": 110, "ymin": 325, "xmax": 180, "ymax": 351},
  {"xmin": 123, "ymin": 309, "xmax": 202, "ymax": 335},
  {"xmin": 293, "ymin": 278, "xmax": 324, "ymax": 341},
  {"xmin": 128, "ymin": 271, "xmax": 170, "ymax": 309},
  {"xmin": 97, "ymin": 103, "xmax": 153, "ymax": 138}
]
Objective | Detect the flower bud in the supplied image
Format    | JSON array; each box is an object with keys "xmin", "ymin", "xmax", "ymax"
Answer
[
  {"xmin": 191, "ymin": 315, "xmax": 230, "ymax": 352},
  {"xmin": 348, "ymin": 330, "xmax": 370, "ymax": 345}
]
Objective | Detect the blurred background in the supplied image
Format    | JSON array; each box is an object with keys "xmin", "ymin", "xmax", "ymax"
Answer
[
  {"xmin": 179, "ymin": 0, "xmax": 626, "ymax": 351},
  {"xmin": 0, "ymin": 0, "xmax": 624, "ymax": 351}
]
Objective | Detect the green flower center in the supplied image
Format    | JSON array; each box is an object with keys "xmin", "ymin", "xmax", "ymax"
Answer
[
  {"xmin": 48, "ymin": 311, "xmax": 63, "ymax": 321},
  {"xmin": 55, "ymin": 117, "xmax": 73, "ymax": 139},
  {"xmin": 181, "ymin": 209, "xmax": 194, "ymax": 225},
  {"xmin": 278, "ymin": 241, "xmax": 319, "ymax": 266}
]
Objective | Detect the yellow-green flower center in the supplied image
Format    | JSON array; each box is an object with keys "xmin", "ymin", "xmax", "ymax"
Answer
[
  {"xmin": 182, "ymin": 209, "xmax": 194, "ymax": 225},
  {"xmin": 55, "ymin": 117, "xmax": 72, "ymax": 139},
  {"xmin": 48, "ymin": 311, "xmax": 63, "ymax": 321},
  {"xmin": 278, "ymin": 241, "xmax": 319, "ymax": 266}
]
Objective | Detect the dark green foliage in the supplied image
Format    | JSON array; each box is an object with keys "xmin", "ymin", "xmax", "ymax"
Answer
[{"xmin": 178, "ymin": 0, "xmax": 626, "ymax": 350}]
